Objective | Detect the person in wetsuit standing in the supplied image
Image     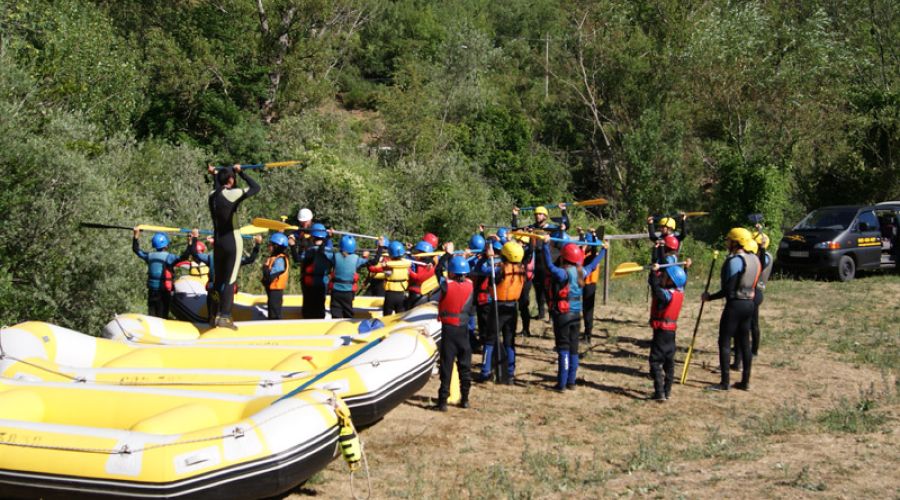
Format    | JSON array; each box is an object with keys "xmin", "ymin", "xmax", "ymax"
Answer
[{"xmin": 207, "ymin": 164, "xmax": 260, "ymax": 329}]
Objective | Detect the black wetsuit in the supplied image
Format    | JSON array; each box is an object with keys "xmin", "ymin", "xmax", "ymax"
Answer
[{"xmin": 208, "ymin": 170, "xmax": 260, "ymax": 321}]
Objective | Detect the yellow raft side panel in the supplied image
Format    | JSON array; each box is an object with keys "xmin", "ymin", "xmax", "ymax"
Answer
[
  {"xmin": 0, "ymin": 389, "xmax": 45, "ymax": 421},
  {"xmin": 0, "ymin": 383, "xmax": 343, "ymax": 485}
]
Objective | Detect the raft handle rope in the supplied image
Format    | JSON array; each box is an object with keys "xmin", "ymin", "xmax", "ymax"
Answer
[
  {"xmin": 0, "ymin": 396, "xmax": 340, "ymax": 455},
  {"xmin": 112, "ymin": 315, "xmax": 136, "ymax": 341}
]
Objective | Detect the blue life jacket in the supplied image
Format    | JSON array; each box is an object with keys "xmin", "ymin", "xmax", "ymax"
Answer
[{"xmin": 332, "ymin": 253, "xmax": 363, "ymax": 293}]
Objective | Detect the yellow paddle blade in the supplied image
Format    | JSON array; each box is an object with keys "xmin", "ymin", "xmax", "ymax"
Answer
[
  {"xmin": 412, "ymin": 251, "xmax": 444, "ymax": 258},
  {"xmin": 136, "ymin": 224, "xmax": 183, "ymax": 233},
  {"xmin": 612, "ymin": 262, "xmax": 646, "ymax": 278},
  {"xmin": 264, "ymin": 160, "xmax": 302, "ymax": 168},
  {"xmin": 573, "ymin": 198, "xmax": 609, "ymax": 207},
  {"xmin": 685, "ymin": 211, "xmax": 709, "ymax": 218},
  {"xmin": 251, "ymin": 217, "xmax": 298, "ymax": 232},
  {"xmin": 239, "ymin": 224, "xmax": 269, "ymax": 236}
]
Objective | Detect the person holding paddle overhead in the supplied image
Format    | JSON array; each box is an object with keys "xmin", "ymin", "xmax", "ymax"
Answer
[
  {"xmin": 476, "ymin": 238, "xmax": 528, "ymax": 384},
  {"xmin": 326, "ymin": 235, "xmax": 370, "ymax": 319},
  {"xmin": 513, "ymin": 203, "xmax": 569, "ymax": 321},
  {"xmin": 433, "ymin": 247, "xmax": 476, "ymax": 411},
  {"xmin": 132, "ymin": 229, "xmax": 193, "ymax": 318},
  {"xmin": 647, "ymin": 261, "xmax": 688, "ymax": 401},
  {"xmin": 702, "ymin": 228, "xmax": 762, "ymax": 391},
  {"xmin": 367, "ymin": 237, "xmax": 411, "ymax": 315},
  {"xmin": 541, "ymin": 235, "xmax": 587, "ymax": 392},
  {"xmin": 207, "ymin": 164, "xmax": 260, "ymax": 329},
  {"xmin": 290, "ymin": 223, "xmax": 331, "ymax": 319},
  {"xmin": 648, "ymin": 214, "xmax": 687, "ymax": 264},
  {"xmin": 261, "ymin": 233, "xmax": 290, "ymax": 320}
]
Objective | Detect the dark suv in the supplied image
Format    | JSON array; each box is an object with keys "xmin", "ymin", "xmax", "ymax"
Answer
[{"xmin": 776, "ymin": 203, "xmax": 900, "ymax": 281}]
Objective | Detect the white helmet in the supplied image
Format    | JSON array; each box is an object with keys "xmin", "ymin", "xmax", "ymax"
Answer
[{"xmin": 297, "ymin": 208, "xmax": 313, "ymax": 223}]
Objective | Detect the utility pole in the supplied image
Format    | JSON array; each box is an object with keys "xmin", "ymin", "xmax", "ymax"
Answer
[{"xmin": 544, "ymin": 33, "xmax": 550, "ymax": 100}]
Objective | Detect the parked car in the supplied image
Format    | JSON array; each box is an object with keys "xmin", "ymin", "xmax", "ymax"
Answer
[{"xmin": 776, "ymin": 203, "xmax": 900, "ymax": 281}]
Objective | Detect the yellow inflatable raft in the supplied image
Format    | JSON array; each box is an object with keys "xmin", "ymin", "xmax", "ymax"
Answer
[
  {"xmin": 103, "ymin": 302, "xmax": 442, "ymax": 345},
  {"xmin": 171, "ymin": 276, "xmax": 385, "ymax": 322},
  {"xmin": 0, "ymin": 378, "xmax": 348, "ymax": 499},
  {"xmin": 1, "ymin": 321, "xmax": 436, "ymax": 427}
]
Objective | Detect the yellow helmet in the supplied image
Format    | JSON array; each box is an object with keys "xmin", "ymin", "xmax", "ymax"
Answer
[
  {"xmin": 753, "ymin": 231, "xmax": 770, "ymax": 250},
  {"xmin": 743, "ymin": 238, "xmax": 759, "ymax": 254},
  {"xmin": 534, "ymin": 206, "xmax": 549, "ymax": 217},
  {"xmin": 516, "ymin": 234, "xmax": 531, "ymax": 244},
  {"xmin": 725, "ymin": 227, "xmax": 755, "ymax": 247},
  {"xmin": 659, "ymin": 217, "xmax": 676, "ymax": 230},
  {"xmin": 501, "ymin": 241, "xmax": 524, "ymax": 263}
]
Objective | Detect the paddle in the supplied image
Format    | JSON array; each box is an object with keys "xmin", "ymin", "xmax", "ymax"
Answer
[
  {"xmin": 82, "ymin": 222, "xmax": 261, "ymax": 240},
  {"xmin": 685, "ymin": 211, "xmax": 709, "ymax": 218},
  {"xmin": 510, "ymin": 231, "xmax": 605, "ymax": 247},
  {"xmin": 520, "ymin": 198, "xmax": 608, "ymax": 211},
  {"xmin": 213, "ymin": 160, "xmax": 302, "ymax": 171},
  {"xmin": 251, "ymin": 217, "xmax": 380, "ymax": 240},
  {"xmin": 612, "ymin": 261, "xmax": 688, "ymax": 279},
  {"xmin": 272, "ymin": 336, "xmax": 386, "ymax": 404},
  {"xmin": 680, "ymin": 251, "xmax": 719, "ymax": 385}
]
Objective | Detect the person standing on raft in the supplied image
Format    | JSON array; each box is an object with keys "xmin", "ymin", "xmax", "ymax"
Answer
[{"xmin": 207, "ymin": 164, "xmax": 260, "ymax": 329}]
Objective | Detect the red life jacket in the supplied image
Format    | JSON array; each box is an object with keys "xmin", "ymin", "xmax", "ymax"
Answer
[
  {"xmin": 475, "ymin": 274, "xmax": 490, "ymax": 306},
  {"xmin": 438, "ymin": 279, "xmax": 474, "ymax": 326},
  {"xmin": 525, "ymin": 251, "xmax": 535, "ymax": 281},
  {"xmin": 547, "ymin": 274, "xmax": 571, "ymax": 314},
  {"xmin": 650, "ymin": 289, "xmax": 684, "ymax": 331},
  {"xmin": 163, "ymin": 268, "xmax": 174, "ymax": 293},
  {"xmin": 408, "ymin": 263, "xmax": 435, "ymax": 294}
]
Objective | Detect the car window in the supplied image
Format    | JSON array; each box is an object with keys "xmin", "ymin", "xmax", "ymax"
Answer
[
  {"xmin": 794, "ymin": 208, "xmax": 857, "ymax": 230},
  {"xmin": 855, "ymin": 211, "xmax": 879, "ymax": 231}
]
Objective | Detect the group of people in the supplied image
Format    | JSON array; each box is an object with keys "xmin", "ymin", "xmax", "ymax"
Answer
[{"xmin": 131, "ymin": 164, "xmax": 773, "ymax": 408}]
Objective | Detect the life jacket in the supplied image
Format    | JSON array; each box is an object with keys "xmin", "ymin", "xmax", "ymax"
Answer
[
  {"xmin": 585, "ymin": 252, "xmax": 601, "ymax": 285},
  {"xmin": 547, "ymin": 266, "xmax": 583, "ymax": 314},
  {"xmin": 496, "ymin": 262, "xmax": 526, "ymax": 302},
  {"xmin": 371, "ymin": 259, "xmax": 411, "ymax": 292},
  {"xmin": 408, "ymin": 262, "xmax": 436, "ymax": 294},
  {"xmin": 302, "ymin": 246, "xmax": 331, "ymax": 288},
  {"xmin": 524, "ymin": 247, "xmax": 535, "ymax": 281},
  {"xmin": 368, "ymin": 255, "xmax": 386, "ymax": 281},
  {"xmin": 438, "ymin": 278, "xmax": 474, "ymax": 326},
  {"xmin": 146, "ymin": 251, "xmax": 174, "ymax": 292},
  {"xmin": 725, "ymin": 253, "xmax": 761, "ymax": 300},
  {"xmin": 757, "ymin": 252, "xmax": 773, "ymax": 290},
  {"xmin": 330, "ymin": 253, "xmax": 361, "ymax": 293},
  {"xmin": 263, "ymin": 254, "xmax": 290, "ymax": 291},
  {"xmin": 650, "ymin": 288, "xmax": 684, "ymax": 331}
]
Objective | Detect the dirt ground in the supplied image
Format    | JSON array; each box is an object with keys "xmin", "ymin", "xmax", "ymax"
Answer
[{"xmin": 288, "ymin": 275, "xmax": 900, "ymax": 499}]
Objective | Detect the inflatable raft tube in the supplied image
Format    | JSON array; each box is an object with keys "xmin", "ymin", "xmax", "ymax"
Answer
[
  {"xmin": 171, "ymin": 276, "xmax": 385, "ymax": 322},
  {"xmin": 0, "ymin": 379, "xmax": 346, "ymax": 499},
  {"xmin": 103, "ymin": 302, "xmax": 442, "ymax": 345},
  {"xmin": 0, "ymin": 323, "xmax": 437, "ymax": 427}
]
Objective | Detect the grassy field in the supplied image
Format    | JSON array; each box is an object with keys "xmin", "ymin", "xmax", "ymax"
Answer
[{"xmin": 289, "ymin": 272, "xmax": 899, "ymax": 499}]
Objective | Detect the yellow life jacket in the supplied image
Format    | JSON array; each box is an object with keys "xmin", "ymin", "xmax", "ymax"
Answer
[{"xmin": 384, "ymin": 259, "xmax": 411, "ymax": 292}]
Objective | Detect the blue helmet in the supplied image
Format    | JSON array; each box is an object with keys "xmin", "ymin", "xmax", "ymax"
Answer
[
  {"xmin": 340, "ymin": 235, "xmax": 357, "ymax": 254},
  {"xmin": 491, "ymin": 239, "xmax": 503, "ymax": 251},
  {"xmin": 414, "ymin": 241, "xmax": 434, "ymax": 254},
  {"xmin": 665, "ymin": 265, "xmax": 687, "ymax": 290},
  {"xmin": 448, "ymin": 255, "xmax": 470, "ymax": 275},
  {"xmin": 151, "ymin": 232, "xmax": 169, "ymax": 250},
  {"xmin": 583, "ymin": 232, "xmax": 597, "ymax": 244},
  {"xmin": 388, "ymin": 240, "xmax": 406, "ymax": 258},
  {"xmin": 468, "ymin": 234, "xmax": 485, "ymax": 252},
  {"xmin": 310, "ymin": 223, "xmax": 328, "ymax": 239},
  {"xmin": 496, "ymin": 227, "xmax": 509, "ymax": 243},
  {"xmin": 269, "ymin": 232, "xmax": 289, "ymax": 248}
]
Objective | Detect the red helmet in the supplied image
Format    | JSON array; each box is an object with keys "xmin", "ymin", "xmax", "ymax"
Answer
[
  {"xmin": 663, "ymin": 234, "xmax": 679, "ymax": 252},
  {"xmin": 560, "ymin": 243, "xmax": 584, "ymax": 265},
  {"xmin": 195, "ymin": 241, "xmax": 208, "ymax": 253},
  {"xmin": 423, "ymin": 232, "xmax": 439, "ymax": 248}
]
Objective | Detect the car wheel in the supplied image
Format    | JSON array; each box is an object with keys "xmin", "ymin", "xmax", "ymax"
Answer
[{"xmin": 836, "ymin": 255, "xmax": 856, "ymax": 282}]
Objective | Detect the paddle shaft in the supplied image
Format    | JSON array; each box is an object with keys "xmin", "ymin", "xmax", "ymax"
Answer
[
  {"xmin": 273, "ymin": 336, "xmax": 385, "ymax": 404},
  {"xmin": 679, "ymin": 253, "xmax": 719, "ymax": 384}
]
